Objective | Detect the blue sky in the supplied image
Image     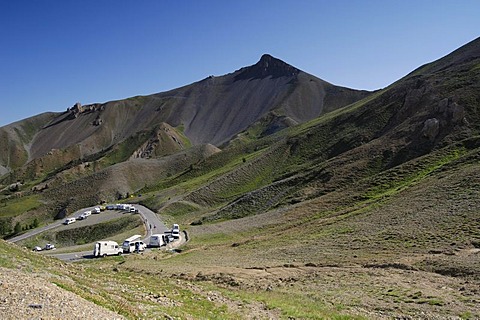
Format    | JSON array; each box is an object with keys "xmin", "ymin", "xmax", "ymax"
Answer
[{"xmin": 1, "ymin": 1, "xmax": 479, "ymax": 126}]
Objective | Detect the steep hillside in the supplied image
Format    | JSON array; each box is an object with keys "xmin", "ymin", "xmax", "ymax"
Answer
[
  {"xmin": 162, "ymin": 37, "xmax": 480, "ymax": 222},
  {"xmin": 41, "ymin": 144, "xmax": 221, "ymax": 214},
  {"xmin": 0, "ymin": 112, "xmax": 59, "ymax": 175}
]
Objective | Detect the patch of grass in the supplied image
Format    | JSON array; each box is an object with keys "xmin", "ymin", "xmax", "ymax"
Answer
[
  {"xmin": 162, "ymin": 201, "xmax": 200, "ymax": 217},
  {"xmin": 100, "ymin": 131, "xmax": 151, "ymax": 166},
  {"xmin": 211, "ymin": 283, "xmax": 366, "ymax": 320},
  {"xmin": 364, "ymin": 147, "xmax": 467, "ymax": 201},
  {"xmin": 460, "ymin": 311, "xmax": 475, "ymax": 319},
  {"xmin": 174, "ymin": 124, "xmax": 192, "ymax": 148},
  {"xmin": 0, "ymin": 195, "xmax": 41, "ymax": 218}
]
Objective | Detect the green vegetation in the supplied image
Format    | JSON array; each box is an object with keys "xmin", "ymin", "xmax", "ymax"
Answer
[
  {"xmin": 174, "ymin": 124, "xmax": 193, "ymax": 148},
  {"xmin": 208, "ymin": 283, "xmax": 366, "ymax": 320},
  {"xmin": 100, "ymin": 131, "xmax": 151, "ymax": 166},
  {"xmin": 0, "ymin": 195, "xmax": 41, "ymax": 218},
  {"xmin": 55, "ymin": 216, "xmax": 142, "ymax": 246},
  {"xmin": 364, "ymin": 147, "xmax": 467, "ymax": 201},
  {"xmin": 162, "ymin": 201, "xmax": 200, "ymax": 217}
]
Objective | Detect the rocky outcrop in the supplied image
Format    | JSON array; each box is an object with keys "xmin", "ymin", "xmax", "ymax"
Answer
[
  {"xmin": 68, "ymin": 102, "xmax": 105, "ymax": 119},
  {"xmin": 422, "ymin": 118, "xmax": 440, "ymax": 141},
  {"xmin": 436, "ymin": 98, "xmax": 465, "ymax": 124}
]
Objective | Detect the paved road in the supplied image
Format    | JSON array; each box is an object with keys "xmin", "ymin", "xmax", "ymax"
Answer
[
  {"xmin": 136, "ymin": 204, "xmax": 169, "ymax": 241},
  {"xmin": 7, "ymin": 204, "xmax": 175, "ymax": 261},
  {"xmin": 8, "ymin": 220, "xmax": 64, "ymax": 243},
  {"xmin": 8, "ymin": 206, "xmax": 107, "ymax": 243}
]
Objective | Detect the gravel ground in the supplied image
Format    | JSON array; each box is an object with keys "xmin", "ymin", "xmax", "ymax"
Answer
[{"xmin": 0, "ymin": 267, "xmax": 123, "ymax": 320}]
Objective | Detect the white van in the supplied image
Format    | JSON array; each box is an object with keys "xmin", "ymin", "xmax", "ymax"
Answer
[
  {"xmin": 123, "ymin": 240, "xmax": 146, "ymax": 253},
  {"xmin": 149, "ymin": 234, "xmax": 168, "ymax": 247},
  {"xmin": 93, "ymin": 241, "xmax": 122, "ymax": 257},
  {"xmin": 64, "ymin": 217, "xmax": 76, "ymax": 225},
  {"xmin": 93, "ymin": 207, "xmax": 101, "ymax": 214},
  {"xmin": 122, "ymin": 235, "xmax": 145, "ymax": 253}
]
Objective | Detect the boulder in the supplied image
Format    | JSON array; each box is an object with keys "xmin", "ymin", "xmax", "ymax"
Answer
[{"xmin": 422, "ymin": 118, "xmax": 440, "ymax": 141}]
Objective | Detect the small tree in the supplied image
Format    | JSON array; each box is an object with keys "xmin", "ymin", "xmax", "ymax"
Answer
[
  {"xmin": 14, "ymin": 222, "xmax": 22, "ymax": 234},
  {"xmin": 0, "ymin": 218, "xmax": 12, "ymax": 236},
  {"xmin": 32, "ymin": 218, "xmax": 39, "ymax": 228}
]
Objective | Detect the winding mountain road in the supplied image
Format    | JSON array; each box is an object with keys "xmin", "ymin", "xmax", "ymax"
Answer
[{"xmin": 7, "ymin": 204, "xmax": 174, "ymax": 261}]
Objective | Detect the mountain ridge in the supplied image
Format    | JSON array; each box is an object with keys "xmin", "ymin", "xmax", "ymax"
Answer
[{"xmin": 0, "ymin": 55, "xmax": 370, "ymax": 178}]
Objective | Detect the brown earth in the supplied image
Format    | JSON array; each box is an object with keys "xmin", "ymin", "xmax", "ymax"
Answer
[{"xmin": 0, "ymin": 267, "xmax": 123, "ymax": 319}]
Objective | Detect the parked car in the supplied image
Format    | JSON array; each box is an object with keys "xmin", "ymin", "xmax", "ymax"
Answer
[
  {"xmin": 32, "ymin": 246, "xmax": 42, "ymax": 252},
  {"xmin": 77, "ymin": 210, "xmax": 91, "ymax": 220},
  {"xmin": 64, "ymin": 217, "xmax": 76, "ymax": 225},
  {"xmin": 122, "ymin": 235, "xmax": 146, "ymax": 253},
  {"xmin": 44, "ymin": 243, "xmax": 56, "ymax": 250}
]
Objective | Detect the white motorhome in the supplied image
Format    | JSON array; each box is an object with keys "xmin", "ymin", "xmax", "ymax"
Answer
[
  {"xmin": 122, "ymin": 235, "xmax": 145, "ymax": 253},
  {"xmin": 64, "ymin": 217, "xmax": 76, "ymax": 225},
  {"xmin": 93, "ymin": 241, "xmax": 122, "ymax": 257},
  {"xmin": 149, "ymin": 234, "xmax": 168, "ymax": 247}
]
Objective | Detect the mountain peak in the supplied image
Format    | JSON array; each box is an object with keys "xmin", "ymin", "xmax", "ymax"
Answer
[{"xmin": 234, "ymin": 54, "xmax": 300, "ymax": 81}]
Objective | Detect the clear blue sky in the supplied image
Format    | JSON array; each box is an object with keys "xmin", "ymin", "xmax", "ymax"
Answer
[{"xmin": 1, "ymin": 0, "xmax": 479, "ymax": 126}]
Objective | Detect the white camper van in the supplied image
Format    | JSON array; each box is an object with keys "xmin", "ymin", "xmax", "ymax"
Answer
[
  {"xmin": 149, "ymin": 234, "xmax": 168, "ymax": 247},
  {"xmin": 122, "ymin": 235, "xmax": 145, "ymax": 253},
  {"xmin": 93, "ymin": 241, "xmax": 122, "ymax": 257}
]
